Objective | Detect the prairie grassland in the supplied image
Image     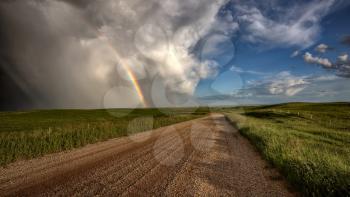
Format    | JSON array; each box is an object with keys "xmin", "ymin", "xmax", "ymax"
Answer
[
  {"xmin": 224, "ymin": 103, "xmax": 350, "ymax": 196},
  {"xmin": 0, "ymin": 107, "xmax": 209, "ymax": 166}
]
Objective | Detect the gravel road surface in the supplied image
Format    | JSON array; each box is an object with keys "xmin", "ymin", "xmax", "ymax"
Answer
[{"xmin": 0, "ymin": 114, "xmax": 296, "ymax": 196}]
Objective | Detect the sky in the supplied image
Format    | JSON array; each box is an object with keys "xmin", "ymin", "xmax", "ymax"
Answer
[{"xmin": 0, "ymin": 0, "xmax": 350, "ymax": 110}]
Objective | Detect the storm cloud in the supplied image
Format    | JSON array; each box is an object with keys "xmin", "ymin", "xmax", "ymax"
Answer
[
  {"xmin": 1, "ymin": 0, "xmax": 348, "ymax": 110},
  {"xmin": 0, "ymin": 0, "xmax": 232, "ymax": 109}
]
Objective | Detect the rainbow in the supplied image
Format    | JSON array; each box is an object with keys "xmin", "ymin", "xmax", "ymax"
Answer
[
  {"xmin": 108, "ymin": 46, "xmax": 148, "ymax": 108},
  {"xmin": 96, "ymin": 33, "xmax": 148, "ymax": 108},
  {"xmin": 77, "ymin": 19, "xmax": 148, "ymax": 108}
]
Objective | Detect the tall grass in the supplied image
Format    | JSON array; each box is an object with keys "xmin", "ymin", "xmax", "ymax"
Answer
[
  {"xmin": 0, "ymin": 108, "xmax": 209, "ymax": 166},
  {"xmin": 224, "ymin": 103, "xmax": 350, "ymax": 196}
]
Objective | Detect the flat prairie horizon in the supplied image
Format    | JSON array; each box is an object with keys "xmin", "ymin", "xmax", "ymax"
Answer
[
  {"xmin": 1, "ymin": 0, "xmax": 350, "ymax": 196},
  {"xmin": 0, "ymin": 102, "xmax": 349, "ymax": 196}
]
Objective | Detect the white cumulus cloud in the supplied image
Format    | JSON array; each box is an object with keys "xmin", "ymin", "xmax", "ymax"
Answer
[
  {"xmin": 266, "ymin": 72, "xmax": 309, "ymax": 96},
  {"xmin": 303, "ymin": 52, "xmax": 333, "ymax": 68},
  {"xmin": 338, "ymin": 54, "xmax": 348, "ymax": 62},
  {"xmin": 291, "ymin": 50, "xmax": 300, "ymax": 58},
  {"xmin": 315, "ymin": 43, "xmax": 330, "ymax": 53},
  {"xmin": 230, "ymin": 72, "xmax": 339, "ymax": 98}
]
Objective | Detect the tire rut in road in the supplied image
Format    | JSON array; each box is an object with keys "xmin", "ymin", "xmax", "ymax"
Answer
[
  {"xmin": 42, "ymin": 125, "xmax": 190, "ymax": 196},
  {"xmin": 120, "ymin": 127, "xmax": 194, "ymax": 196}
]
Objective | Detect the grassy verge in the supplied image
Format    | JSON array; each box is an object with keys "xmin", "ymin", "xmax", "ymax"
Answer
[
  {"xmin": 223, "ymin": 103, "xmax": 350, "ymax": 196},
  {"xmin": 0, "ymin": 107, "xmax": 209, "ymax": 166}
]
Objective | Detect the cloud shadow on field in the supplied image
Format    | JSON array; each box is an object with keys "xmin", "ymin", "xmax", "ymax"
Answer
[{"xmin": 243, "ymin": 111, "xmax": 295, "ymax": 119}]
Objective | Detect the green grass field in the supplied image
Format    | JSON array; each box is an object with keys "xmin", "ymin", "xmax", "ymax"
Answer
[
  {"xmin": 0, "ymin": 107, "xmax": 209, "ymax": 166},
  {"xmin": 2, "ymin": 103, "xmax": 349, "ymax": 196},
  {"xmin": 223, "ymin": 103, "xmax": 350, "ymax": 196}
]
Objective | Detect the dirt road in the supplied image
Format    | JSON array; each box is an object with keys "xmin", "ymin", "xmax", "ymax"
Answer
[{"xmin": 0, "ymin": 114, "xmax": 295, "ymax": 196}]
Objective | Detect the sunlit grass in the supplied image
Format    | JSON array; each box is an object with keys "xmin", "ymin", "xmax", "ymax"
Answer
[{"xmin": 224, "ymin": 103, "xmax": 350, "ymax": 196}]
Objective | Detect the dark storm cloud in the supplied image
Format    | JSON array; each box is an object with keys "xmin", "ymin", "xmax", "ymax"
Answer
[
  {"xmin": 341, "ymin": 35, "xmax": 350, "ymax": 46},
  {"xmin": 0, "ymin": 0, "xmax": 114, "ymax": 109},
  {"xmin": 58, "ymin": 0, "xmax": 94, "ymax": 8},
  {"xmin": 0, "ymin": 0, "xmax": 231, "ymax": 110}
]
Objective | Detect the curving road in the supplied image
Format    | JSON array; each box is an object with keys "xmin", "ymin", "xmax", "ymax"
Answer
[{"xmin": 0, "ymin": 114, "xmax": 296, "ymax": 196}]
